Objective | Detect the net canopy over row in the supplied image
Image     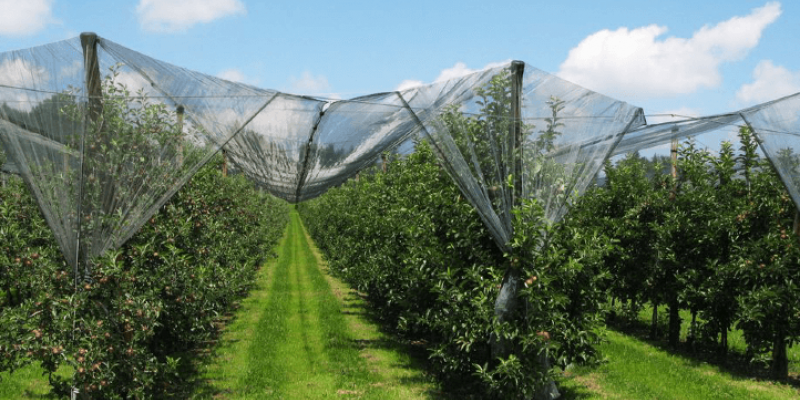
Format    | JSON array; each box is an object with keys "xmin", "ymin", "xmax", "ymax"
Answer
[{"xmin": 1, "ymin": 33, "xmax": 799, "ymax": 272}]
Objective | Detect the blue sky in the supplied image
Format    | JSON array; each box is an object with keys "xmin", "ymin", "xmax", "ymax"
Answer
[{"xmin": 0, "ymin": 0, "xmax": 798, "ymax": 126}]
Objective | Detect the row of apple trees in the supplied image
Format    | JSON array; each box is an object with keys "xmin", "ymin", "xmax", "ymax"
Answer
[
  {"xmin": 0, "ymin": 152, "xmax": 289, "ymax": 398},
  {"xmin": 299, "ymin": 139, "xmax": 613, "ymax": 399},
  {"xmin": 571, "ymin": 127, "xmax": 800, "ymax": 380},
  {"xmin": 301, "ymin": 128, "xmax": 800, "ymax": 400},
  {"xmin": 0, "ymin": 76, "xmax": 290, "ymax": 397}
]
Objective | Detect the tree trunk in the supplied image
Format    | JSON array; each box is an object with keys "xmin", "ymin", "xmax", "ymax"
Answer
[
  {"xmin": 650, "ymin": 301, "xmax": 658, "ymax": 340},
  {"xmin": 608, "ymin": 296, "xmax": 616, "ymax": 322},
  {"xmin": 492, "ymin": 269, "xmax": 520, "ymax": 357},
  {"xmin": 668, "ymin": 296, "xmax": 681, "ymax": 348},
  {"xmin": 688, "ymin": 310, "xmax": 697, "ymax": 350},
  {"xmin": 719, "ymin": 319, "xmax": 729, "ymax": 360},
  {"xmin": 534, "ymin": 351, "xmax": 560, "ymax": 400},
  {"xmin": 771, "ymin": 325, "xmax": 788, "ymax": 380}
]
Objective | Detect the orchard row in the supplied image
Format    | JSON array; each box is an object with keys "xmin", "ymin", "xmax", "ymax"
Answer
[
  {"xmin": 301, "ymin": 128, "xmax": 800, "ymax": 398},
  {"xmin": 0, "ymin": 155, "xmax": 289, "ymax": 398}
]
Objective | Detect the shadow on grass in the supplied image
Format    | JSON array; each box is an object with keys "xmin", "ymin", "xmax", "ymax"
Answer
[
  {"xmin": 555, "ymin": 374, "xmax": 601, "ymax": 400},
  {"xmin": 336, "ymin": 290, "xmax": 486, "ymax": 400},
  {"xmin": 606, "ymin": 315, "xmax": 800, "ymax": 390},
  {"xmin": 176, "ymin": 288, "xmax": 452, "ymax": 399},
  {"xmin": 159, "ymin": 306, "xmax": 250, "ymax": 399}
]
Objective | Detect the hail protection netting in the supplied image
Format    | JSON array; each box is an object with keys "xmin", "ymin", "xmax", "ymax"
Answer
[
  {"xmin": 0, "ymin": 34, "xmax": 274, "ymax": 273},
  {"xmin": 740, "ymin": 93, "xmax": 800, "ymax": 210},
  {"xmin": 605, "ymin": 92, "xmax": 800, "ymax": 213},
  {"xmin": 222, "ymin": 94, "xmax": 324, "ymax": 202},
  {"xmin": 2, "ymin": 33, "xmax": 800, "ymax": 274},
  {"xmin": 423, "ymin": 62, "xmax": 644, "ymax": 252},
  {"xmin": 225, "ymin": 91, "xmax": 426, "ymax": 203},
  {"xmin": 224, "ymin": 65, "xmax": 507, "ymax": 203}
]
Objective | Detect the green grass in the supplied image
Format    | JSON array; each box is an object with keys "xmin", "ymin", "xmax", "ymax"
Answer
[
  {"xmin": 6, "ymin": 213, "xmax": 798, "ymax": 399},
  {"xmin": 559, "ymin": 329, "xmax": 800, "ymax": 400},
  {"xmin": 628, "ymin": 303, "xmax": 800, "ymax": 374},
  {"xmin": 195, "ymin": 210, "xmax": 438, "ymax": 399},
  {"xmin": 0, "ymin": 365, "xmax": 60, "ymax": 399}
]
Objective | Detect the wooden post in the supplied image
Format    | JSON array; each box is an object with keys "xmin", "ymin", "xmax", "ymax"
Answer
[
  {"xmin": 667, "ymin": 138, "xmax": 681, "ymax": 347},
  {"xmin": 511, "ymin": 61, "xmax": 524, "ymax": 206},
  {"xmin": 222, "ymin": 149, "xmax": 227, "ymax": 177},
  {"xmin": 794, "ymin": 211, "xmax": 800, "ymax": 237},
  {"xmin": 77, "ymin": 32, "xmax": 103, "ymax": 282},
  {"xmin": 176, "ymin": 105, "xmax": 184, "ymax": 167},
  {"xmin": 492, "ymin": 61, "xmax": 525, "ymax": 355},
  {"xmin": 669, "ymin": 138, "xmax": 678, "ymax": 200},
  {"xmin": 671, "ymin": 139, "xmax": 678, "ymax": 179},
  {"xmin": 80, "ymin": 33, "xmax": 103, "ymax": 126},
  {"xmin": 75, "ymin": 30, "xmax": 104, "ymax": 400},
  {"xmin": 381, "ymin": 153, "xmax": 387, "ymax": 173}
]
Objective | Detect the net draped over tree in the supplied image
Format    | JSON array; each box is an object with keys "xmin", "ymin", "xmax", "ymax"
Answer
[{"xmin": 1, "ymin": 33, "xmax": 800, "ymax": 274}]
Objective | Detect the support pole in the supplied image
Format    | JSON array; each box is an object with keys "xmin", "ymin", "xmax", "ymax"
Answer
[
  {"xmin": 670, "ymin": 138, "xmax": 678, "ymax": 200},
  {"xmin": 76, "ymin": 29, "xmax": 103, "ymax": 400},
  {"xmin": 222, "ymin": 150, "xmax": 228, "ymax": 177},
  {"xmin": 511, "ymin": 61, "xmax": 524, "ymax": 207},
  {"xmin": 493, "ymin": 61, "xmax": 525, "ymax": 356},
  {"xmin": 671, "ymin": 138, "xmax": 678, "ymax": 178},
  {"xmin": 794, "ymin": 211, "xmax": 800, "ymax": 237},
  {"xmin": 77, "ymin": 32, "xmax": 103, "ymax": 283},
  {"xmin": 295, "ymin": 106, "xmax": 326, "ymax": 203},
  {"xmin": 81, "ymin": 33, "xmax": 103, "ymax": 125},
  {"xmin": 176, "ymin": 105, "xmax": 184, "ymax": 167}
]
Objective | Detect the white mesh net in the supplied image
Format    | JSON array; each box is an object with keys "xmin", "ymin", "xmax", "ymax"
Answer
[{"xmin": 1, "ymin": 33, "xmax": 799, "ymax": 269}]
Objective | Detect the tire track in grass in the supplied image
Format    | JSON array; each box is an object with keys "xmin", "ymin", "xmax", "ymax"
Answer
[
  {"xmin": 242, "ymin": 211, "xmax": 381, "ymax": 398},
  {"xmin": 299, "ymin": 215, "xmax": 377, "ymax": 396},
  {"xmin": 298, "ymin": 218, "xmax": 441, "ymax": 400},
  {"xmin": 199, "ymin": 211, "xmax": 437, "ymax": 399},
  {"xmin": 240, "ymin": 217, "xmax": 293, "ymax": 396}
]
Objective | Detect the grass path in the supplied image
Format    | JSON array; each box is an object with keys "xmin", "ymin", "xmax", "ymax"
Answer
[
  {"xmin": 196, "ymin": 210, "xmax": 438, "ymax": 399},
  {"xmin": 558, "ymin": 329, "xmax": 800, "ymax": 400},
  {"xmin": 4, "ymin": 210, "xmax": 798, "ymax": 399}
]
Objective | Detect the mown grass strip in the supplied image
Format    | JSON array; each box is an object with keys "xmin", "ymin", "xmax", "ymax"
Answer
[
  {"xmin": 197, "ymin": 210, "xmax": 437, "ymax": 399},
  {"xmin": 0, "ymin": 365, "xmax": 59, "ymax": 399},
  {"xmin": 631, "ymin": 303, "xmax": 800, "ymax": 374},
  {"xmin": 192, "ymin": 212, "xmax": 287, "ymax": 398},
  {"xmin": 298, "ymin": 218, "xmax": 441, "ymax": 399},
  {"xmin": 559, "ymin": 329, "xmax": 800, "ymax": 400}
]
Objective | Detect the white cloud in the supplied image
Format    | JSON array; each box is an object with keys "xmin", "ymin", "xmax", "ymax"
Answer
[
  {"xmin": 736, "ymin": 60, "xmax": 800, "ymax": 105},
  {"xmin": 394, "ymin": 60, "xmax": 511, "ymax": 91},
  {"xmin": 288, "ymin": 71, "xmax": 332, "ymax": 94},
  {"xmin": 435, "ymin": 62, "xmax": 475, "ymax": 82},
  {"xmin": 0, "ymin": 0, "xmax": 56, "ymax": 36},
  {"xmin": 114, "ymin": 71, "xmax": 154, "ymax": 96},
  {"xmin": 395, "ymin": 80, "xmax": 424, "ymax": 92},
  {"xmin": 58, "ymin": 60, "xmax": 83, "ymax": 80},
  {"xmin": 137, "ymin": 0, "xmax": 246, "ymax": 33},
  {"xmin": 558, "ymin": 2, "xmax": 781, "ymax": 100},
  {"xmin": 0, "ymin": 58, "xmax": 50, "ymax": 111},
  {"xmin": 217, "ymin": 68, "xmax": 260, "ymax": 86}
]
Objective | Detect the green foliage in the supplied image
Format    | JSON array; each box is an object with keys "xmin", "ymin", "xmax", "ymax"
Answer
[
  {"xmin": 576, "ymin": 126, "xmax": 800, "ymax": 378},
  {"xmin": 300, "ymin": 140, "xmax": 610, "ymax": 399},
  {"xmin": 0, "ymin": 148, "xmax": 288, "ymax": 399}
]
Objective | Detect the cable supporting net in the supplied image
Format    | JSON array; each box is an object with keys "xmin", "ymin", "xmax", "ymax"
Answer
[{"xmin": 1, "ymin": 33, "xmax": 800, "ymax": 271}]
